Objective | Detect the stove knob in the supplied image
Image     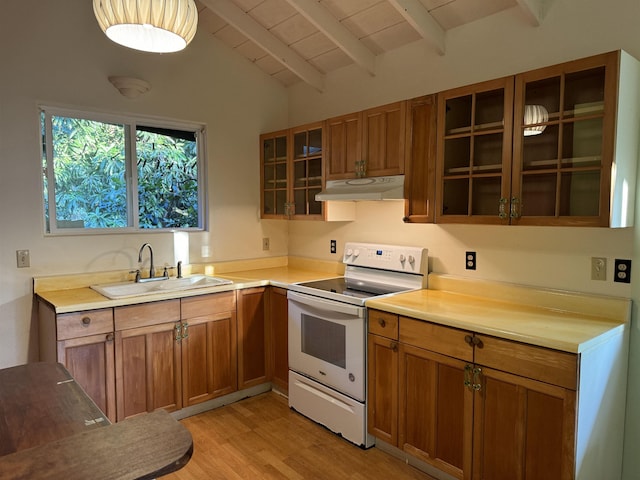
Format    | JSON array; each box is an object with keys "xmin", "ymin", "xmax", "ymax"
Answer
[
  {"xmin": 346, "ymin": 248, "xmax": 353, "ymax": 257},
  {"xmin": 353, "ymin": 249, "xmax": 360, "ymax": 258},
  {"xmin": 399, "ymin": 254, "xmax": 406, "ymax": 265},
  {"xmin": 408, "ymin": 255, "xmax": 415, "ymax": 266}
]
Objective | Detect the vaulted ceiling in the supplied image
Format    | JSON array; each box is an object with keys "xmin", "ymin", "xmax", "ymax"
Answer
[{"xmin": 195, "ymin": 0, "xmax": 553, "ymax": 91}]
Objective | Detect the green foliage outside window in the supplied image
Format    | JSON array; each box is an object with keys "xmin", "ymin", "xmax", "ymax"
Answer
[{"xmin": 41, "ymin": 108, "xmax": 204, "ymax": 233}]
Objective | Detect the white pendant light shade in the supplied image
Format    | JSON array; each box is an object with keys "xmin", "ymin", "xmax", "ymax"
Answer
[
  {"xmin": 523, "ymin": 104, "xmax": 549, "ymax": 136},
  {"xmin": 93, "ymin": 0, "xmax": 198, "ymax": 53}
]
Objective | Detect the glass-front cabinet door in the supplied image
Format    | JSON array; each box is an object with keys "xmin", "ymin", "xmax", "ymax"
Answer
[
  {"xmin": 291, "ymin": 123, "xmax": 323, "ymax": 219},
  {"xmin": 260, "ymin": 124, "xmax": 324, "ymax": 220},
  {"xmin": 261, "ymin": 129, "xmax": 289, "ymax": 218},
  {"xmin": 512, "ymin": 53, "xmax": 617, "ymax": 226},
  {"xmin": 436, "ymin": 77, "xmax": 514, "ymax": 224}
]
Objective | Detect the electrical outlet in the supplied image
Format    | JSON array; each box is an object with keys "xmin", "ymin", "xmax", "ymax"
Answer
[
  {"xmin": 591, "ymin": 257, "xmax": 607, "ymax": 281},
  {"xmin": 330, "ymin": 240, "xmax": 337, "ymax": 254},
  {"xmin": 16, "ymin": 250, "xmax": 30, "ymax": 268},
  {"xmin": 262, "ymin": 237, "xmax": 270, "ymax": 251},
  {"xmin": 614, "ymin": 259, "xmax": 631, "ymax": 283},
  {"xmin": 465, "ymin": 251, "xmax": 476, "ymax": 270}
]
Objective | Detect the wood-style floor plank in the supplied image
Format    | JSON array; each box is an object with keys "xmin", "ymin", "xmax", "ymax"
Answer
[{"xmin": 164, "ymin": 392, "xmax": 435, "ymax": 480}]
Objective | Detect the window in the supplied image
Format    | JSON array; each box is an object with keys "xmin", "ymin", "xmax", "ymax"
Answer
[{"xmin": 40, "ymin": 106, "xmax": 206, "ymax": 234}]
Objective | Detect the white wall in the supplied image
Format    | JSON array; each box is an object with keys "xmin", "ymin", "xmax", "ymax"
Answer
[
  {"xmin": 285, "ymin": 0, "xmax": 640, "ymax": 478},
  {"xmin": 0, "ymin": 0, "xmax": 290, "ymax": 368}
]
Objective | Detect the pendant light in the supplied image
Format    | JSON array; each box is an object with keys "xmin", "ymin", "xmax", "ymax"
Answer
[
  {"xmin": 93, "ymin": 0, "xmax": 198, "ymax": 53},
  {"xmin": 523, "ymin": 104, "xmax": 549, "ymax": 136}
]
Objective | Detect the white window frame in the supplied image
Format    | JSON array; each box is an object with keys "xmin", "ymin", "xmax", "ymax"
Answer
[{"xmin": 41, "ymin": 105, "xmax": 207, "ymax": 235}]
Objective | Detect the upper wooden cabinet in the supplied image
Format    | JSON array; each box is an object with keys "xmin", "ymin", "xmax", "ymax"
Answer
[
  {"xmin": 511, "ymin": 51, "xmax": 637, "ymax": 227},
  {"xmin": 260, "ymin": 123, "xmax": 324, "ymax": 220},
  {"xmin": 436, "ymin": 77, "xmax": 515, "ymax": 225},
  {"xmin": 260, "ymin": 129, "xmax": 289, "ymax": 218},
  {"xmin": 436, "ymin": 50, "xmax": 639, "ymax": 227},
  {"xmin": 403, "ymin": 95, "xmax": 437, "ymax": 223},
  {"xmin": 325, "ymin": 101, "xmax": 407, "ymax": 180}
]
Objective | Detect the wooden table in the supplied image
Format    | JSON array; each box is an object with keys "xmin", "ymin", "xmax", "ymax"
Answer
[{"xmin": 0, "ymin": 362, "xmax": 192, "ymax": 479}]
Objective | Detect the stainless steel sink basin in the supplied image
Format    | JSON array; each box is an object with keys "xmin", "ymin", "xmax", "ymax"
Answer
[{"xmin": 91, "ymin": 275, "xmax": 233, "ymax": 299}]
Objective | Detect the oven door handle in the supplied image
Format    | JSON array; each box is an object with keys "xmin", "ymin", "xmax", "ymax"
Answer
[{"xmin": 287, "ymin": 291, "xmax": 365, "ymax": 318}]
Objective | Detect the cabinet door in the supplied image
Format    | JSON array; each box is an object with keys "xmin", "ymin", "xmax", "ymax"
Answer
[
  {"xmin": 367, "ymin": 333, "xmax": 399, "ymax": 445},
  {"xmin": 436, "ymin": 77, "xmax": 514, "ymax": 224},
  {"xmin": 324, "ymin": 112, "xmax": 362, "ymax": 180},
  {"xmin": 181, "ymin": 310, "xmax": 237, "ymax": 407},
  {"xmin": 472, "ymin": 366, "xmax": 576, "ymax": 480},
  {"xmin": 268, "ymin": 287, "xmax": 289, "ymax": 391},
  {"xmin": 237, "ymin": 287, "xmax": 268, "ymax": 389},
  {"xmin": 399, "ymin": 343, "xmax": 472, "ymax": 480},
  {"xmin": 261, "ymin": 129, "xmax": 289, "ymax": 218},
  {"xmin": 57, "ymin": 333, "xmax": 116, "ymax": 422},
  {"xmin": 404, "ymin": 95, "xmax": 437, "ymax": 223},
  {"xmin": 290, "ymin": 122, "xmax": 324, "ymax": 219},
  {"xmin": 511, "ymin": 52, "xmax": 618, "ymax": 226},
  {"xmin": 362, "ymin": 101, "xmax": 406, "ymax": 177},
  {"xmin": 115, "ymin": 322, "xmax": 182, "ymax": 421}
]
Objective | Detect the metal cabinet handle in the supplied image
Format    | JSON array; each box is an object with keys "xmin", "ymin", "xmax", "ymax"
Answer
[
  {"xmin": 472, "ymin": 367, "xmax": 483, "ymax": 391},
  {"xmin": 391, "ymin": 341, "xmax": 398, "ymax": 353},
  {"xmin": 175, "ymin": 323, "xmax": 182, "ymax": 342},
  {"xmin": 378, "ymin": 318, "xmax": 387, "ymax": 328},
  {"xmin": 464, "ymin": 334, "xmax": 473, "ymax": 346},
  {"xmin": 472, "ymin": 336, "xmax": 484, "ymax": 349},
  {"xmin": 81, "ymin": 317, "xmax": 91, "ymax": 326},
  {"xmin": 464, "ymin": 364, "xmax": 473, "ymax": 389},
  {"xmin": 182, "ymin": 322, "xmax": 189, "ymax": 340},
  {"xmin": 106, "ymin": 333, "xmax": 114, "ymax": 342},
  {"xmin": 510, "ymin": 197, "xmax": 521, "ymax": 219},
  {"xmin": 498, "ymin": 198, "xmax": 508, "ymax": 219}
]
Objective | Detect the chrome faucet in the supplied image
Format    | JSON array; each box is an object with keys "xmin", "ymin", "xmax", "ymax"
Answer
[{"xmin": 136, "ymin": 243, "xmax": 155, "ymax": 282}]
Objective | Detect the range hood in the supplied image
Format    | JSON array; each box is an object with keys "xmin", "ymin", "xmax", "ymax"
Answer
[{"xmin": 315, "ymin": 175, "xmax": 405, "ymax": 201}]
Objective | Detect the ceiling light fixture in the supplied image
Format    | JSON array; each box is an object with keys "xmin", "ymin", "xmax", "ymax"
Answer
[
  {"xmin": 92, "ymin": 0, "xmax": 198, "ymax": 53},
  {"xmin": 523, "ymin": 104, "xmax": 549, "ymax": 136}
]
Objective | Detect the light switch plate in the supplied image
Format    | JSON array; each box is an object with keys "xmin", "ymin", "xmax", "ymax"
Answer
[{"xmin": 16, "ymin": 250, "xmax": 30, "ymax": 268}]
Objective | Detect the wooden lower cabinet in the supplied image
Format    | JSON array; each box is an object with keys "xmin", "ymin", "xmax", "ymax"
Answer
[
  {"xmin": 115, "ymin": 321, "xmax": 183, "ymax": 420},
  {"xmin": 39, "ymin": 287, "xmax": 275, "ymax": 422},
  {"xmin": 367, "ymin": 333, "xmax": 399, "ymax": 445},
  {"xmin": 237, "ymin": 287, "xmax": 268, "ymax": 389},
  {"xmin": 472, "ymin": 367, "xmax": 576, "ymax": 480},
  {"xmin": 268, "ymin": 287, "xmax": 289, "ymax": 391},
  {"xmin": 367, "ymin": 311, "xmax": 579, "ymax": 480},
  {"xmin": 399, "ymin": 343, "xmax": 472, "ymax": 479},
  {"xmin": 38, "ymin": 303, "xmax": 117, "ymax": 422},
  {"xmin": 181, "ymin": 292, "xmax": 237, "ymax": 406}
]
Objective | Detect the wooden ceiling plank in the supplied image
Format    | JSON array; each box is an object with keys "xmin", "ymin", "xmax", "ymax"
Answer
[
  {"xmin": 515, "ymin": 0, "xmax": 552, "ymax": 26},
  {"xmin": 387, "ymin": 0, "xmax": 445, "ymax": 55},
  {"xmin": 285, "ymin": 0, "xmax": 376, "ymax": 76},
  {"xmin": 199, "ymin": 0, "xmax": 324, "ymax": 91}
]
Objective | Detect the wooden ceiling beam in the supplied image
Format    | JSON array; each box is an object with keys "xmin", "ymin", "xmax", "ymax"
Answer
[
  {"xmin": 199, "ymin": 0, "xmax": 324, "ymax": 91},
  {"xmin": 387, "ymin": 0, "xmax": 445, "ymax": 55},
  {"xmin": 515, "ymin": 0, "xmax": 554, "ymax": 26},
  {"xmin": 285, "ymin": 0, "xmax": 376, "ymax": 76}
]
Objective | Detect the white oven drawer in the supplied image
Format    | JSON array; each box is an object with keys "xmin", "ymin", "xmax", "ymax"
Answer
[{"xmin": 289, "ymin": 371, "xmax": 374, "ymax": 448}]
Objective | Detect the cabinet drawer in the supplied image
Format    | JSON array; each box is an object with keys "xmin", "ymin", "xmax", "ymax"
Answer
[
  {"xmin": 181, "ymin": 291, "xmax": 236, "ymax": 319},
  {"xmin": 474, "ymin": 335, "xmax": 578, "ymax": 390},
  {"xmin": 114, "ymin": 299, "xmax": 180, "ymax": 330},
  {"xmin": 368, "ymin": 310, "xmax": 399, "ymax": 339},
  {"xmin": 57, "ymin": 309, "xmax": 113, "ymax": 340},
  {"xmin": 399, "ymin": 317, "xmax": 474, "ymax": 362}
]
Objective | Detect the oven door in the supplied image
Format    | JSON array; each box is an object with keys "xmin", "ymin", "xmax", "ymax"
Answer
[{"xmin": 287, "ymin": 290, "xmax": 366, "ymax": 401}]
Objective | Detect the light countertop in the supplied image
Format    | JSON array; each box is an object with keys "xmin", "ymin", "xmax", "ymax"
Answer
[{"xmin": 34, "ymin": 262, "xmax": 630, "ymax": 354}]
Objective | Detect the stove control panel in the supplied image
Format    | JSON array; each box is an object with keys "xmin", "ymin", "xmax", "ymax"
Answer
[{"xmin": 343, "ymin": 242, "xmax": 428, "ymax": 275}]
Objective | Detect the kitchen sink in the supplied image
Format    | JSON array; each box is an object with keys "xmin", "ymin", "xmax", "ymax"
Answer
[{"xmin": 91, "ymin": 275, "xmax": 233, "ymax": 299}]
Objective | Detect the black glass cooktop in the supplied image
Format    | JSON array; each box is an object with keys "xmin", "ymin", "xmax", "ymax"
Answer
[{"xmin": 297, "ymin": 277, "xmax": 409, "ymax": 299}]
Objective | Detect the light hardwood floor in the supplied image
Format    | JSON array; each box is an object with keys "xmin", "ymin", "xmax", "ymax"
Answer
[{"xmin": 164, "ymin": 392, "xmax": 436, "ymax": 480}]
